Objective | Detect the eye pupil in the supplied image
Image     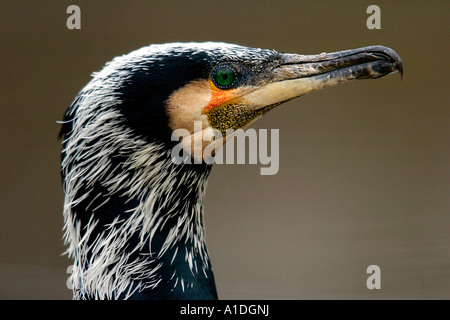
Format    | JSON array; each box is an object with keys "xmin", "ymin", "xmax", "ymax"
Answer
[{"xmin": 213, "ymin": 66, "xmax": 236, "ymax": 88}]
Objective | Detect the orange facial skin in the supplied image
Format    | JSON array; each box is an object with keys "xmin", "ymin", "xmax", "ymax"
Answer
[{"xmin": 201, "ymin": 81, "xmax": 238, "ymax": 114}]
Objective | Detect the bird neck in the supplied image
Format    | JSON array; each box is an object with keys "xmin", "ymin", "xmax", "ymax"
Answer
[{"xmin": 63, "ymin": 137, "xmax": 217, "ymax": 299}]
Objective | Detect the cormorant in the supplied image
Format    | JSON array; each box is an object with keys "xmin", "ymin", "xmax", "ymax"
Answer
[{"xmin": 59, "ymin": 42, "xmax": 402, "ymax": 300}]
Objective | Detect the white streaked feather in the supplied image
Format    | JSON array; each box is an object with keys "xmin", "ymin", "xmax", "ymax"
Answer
[{"xmin": 62, "ymin": 110, "xmax": 210, "ymax": 299}]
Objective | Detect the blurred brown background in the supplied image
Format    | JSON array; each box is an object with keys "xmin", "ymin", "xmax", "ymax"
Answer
[{"xmin": 0, "ymin": 0, "xmax": 448, "ymax": 299}]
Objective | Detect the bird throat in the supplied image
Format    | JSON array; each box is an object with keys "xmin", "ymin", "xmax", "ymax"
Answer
[{"xmin": 206, "ymin": 103, "xmax": 280, "ymax": 136}]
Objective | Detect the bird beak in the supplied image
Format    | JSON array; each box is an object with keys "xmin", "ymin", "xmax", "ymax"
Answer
[{"xmin": 239, "ymin": 45, "xmax": 403, "ymax": 110}]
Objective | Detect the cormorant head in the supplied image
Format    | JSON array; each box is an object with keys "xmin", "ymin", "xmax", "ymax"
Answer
[
  {"xmin": 60, "ymin": 42, "xmax": 402, "ymax": 300},
  {"xmin": 61, "ymin": 42, "xmax": 402, "ymax": 163}
]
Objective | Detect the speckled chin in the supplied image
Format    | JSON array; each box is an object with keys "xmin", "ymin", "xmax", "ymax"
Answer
[{"xmin": 206, "ymin": 103, "xmax": 280, "ymax": 135}]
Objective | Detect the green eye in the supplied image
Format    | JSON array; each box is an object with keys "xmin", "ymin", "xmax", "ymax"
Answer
[{"xmin": 212, "ymin": 65, "xmax": 237, "ymax": 89}]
